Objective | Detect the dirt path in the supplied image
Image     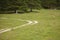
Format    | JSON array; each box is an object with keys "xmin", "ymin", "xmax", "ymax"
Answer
[{"xmin": 0, "ymin": 18, "xmax": 38, "ymax": 34}]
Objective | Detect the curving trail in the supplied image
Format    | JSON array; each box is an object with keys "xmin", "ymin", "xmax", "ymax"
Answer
[{"xmin": 0, "ymin": 18, "xmax": 38, "ymax": 34}]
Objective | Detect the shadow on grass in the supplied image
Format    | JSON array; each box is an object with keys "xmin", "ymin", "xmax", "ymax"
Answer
[
  {"xmin": 0, "ymin": 11, "xmax": 39, "ymax": 14},
  {"xmin": 24, "ymin": 11, "xmax": 39, "ymax": 14},
  {"xmin": 0, "ymin": 12, "xmax": 25, "ymax": 14}
]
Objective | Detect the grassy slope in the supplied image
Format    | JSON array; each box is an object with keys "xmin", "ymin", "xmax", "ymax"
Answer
[{"xmin": 0, "ymin": 9, "xmax": 60, "ymax": 40}]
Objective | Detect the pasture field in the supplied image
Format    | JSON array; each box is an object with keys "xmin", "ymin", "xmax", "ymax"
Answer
[{"xmin": 0, "ymin": 9, "xmax": 60, "ymax": 40}]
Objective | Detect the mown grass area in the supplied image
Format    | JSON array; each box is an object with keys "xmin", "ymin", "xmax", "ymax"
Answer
[{"xmin": 0, "ymin": 9, "xmax": 60, "ymax": 40}]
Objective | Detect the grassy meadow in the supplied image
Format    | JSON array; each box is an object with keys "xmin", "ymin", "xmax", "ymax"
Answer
[{"xmin": 0, "ymin": 9, "xmax": 60, "ymax": 40}]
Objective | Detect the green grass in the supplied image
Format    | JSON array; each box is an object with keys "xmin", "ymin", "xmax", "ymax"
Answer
[
  {"xmin": 0, "ymin": 9, "xmax": 60, "ymax": 40},
  {"xmin": 0, "ymin": 17, "xmax": 26, "ymax": 29}
]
